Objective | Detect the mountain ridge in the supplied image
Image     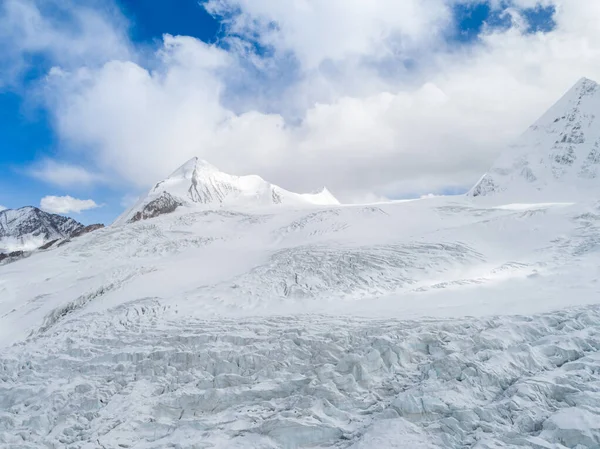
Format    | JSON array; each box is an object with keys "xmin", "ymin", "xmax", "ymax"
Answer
[
  {"xmin": 117, "ymin": 157, "xmax": 340, "ymax": 224},
  {"xmin": 0, "ymin": 206, "xmax": 84, "ymax": 252},
  {"xmin": 469, "ymin": 77, "xmax": 600, "ymax": 198}
]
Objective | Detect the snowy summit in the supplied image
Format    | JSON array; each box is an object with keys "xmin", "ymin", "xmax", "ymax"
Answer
[
  {"xmin": 470, "ymin": 77, "xmax": 600, "ymax": 199},
  {"xmin": 117, "ymin": 157, "xmax": 339, "ymax": 224},
  {"xmin": 0, "ymin": 206, "xmax": 83, "ymax": 252}
]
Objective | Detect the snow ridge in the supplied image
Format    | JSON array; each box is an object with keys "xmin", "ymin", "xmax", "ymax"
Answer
[
  {"xmin": 117, "ymin": 157, "xmax": 340, "ymax": 224},
  {"xmin": 0, "ymin": 207, "xmax": 83, "ymax": 252},
  {"xmin": 469, "ymin": 77, "xmax": 600, "ymax": 198}
]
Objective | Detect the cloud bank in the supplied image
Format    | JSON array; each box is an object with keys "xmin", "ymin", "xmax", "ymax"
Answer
[
  {"xmin": 4, "ymin": 0, "xmax": 600, "ymax": 201},
  {"xmin": 40, "ymin": 195, "xmax": 99, "ymax": 214}
]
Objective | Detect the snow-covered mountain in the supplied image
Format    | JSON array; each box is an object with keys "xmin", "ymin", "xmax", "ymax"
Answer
[
  {"xmin": 469, "ymin": 77, "xmax": 600, "ymax": 198},
  {"xmin": 0, "ymin": 206, "xmax": 83, "ymax": 252},
  {"xmin": 117, "ymin": 157, "xmax": 339, "ymax": 223}
]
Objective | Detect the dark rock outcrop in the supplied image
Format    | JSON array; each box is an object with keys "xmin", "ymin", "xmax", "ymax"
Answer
[
  {"xmin": 129, "ymin": 192, "xmax": 182, "ymax": 223},
  {"xmin": 39, "ymin": 239, "xmax": 60, "ymax": 250},
  {"xmin": 57, "ymin": 239, "xmax": 71, "ymax": 248},
  {"xmin": 70, "ymin": 224, "xmax": 105, "ymax": 239},
  {"xmin": 0, "ymin": 250, "xmax": 27, "ymax": 264}
]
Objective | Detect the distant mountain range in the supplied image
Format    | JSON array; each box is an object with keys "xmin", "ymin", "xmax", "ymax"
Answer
[
  {"xmin": 4, "ymin": 77, "xmax": 600, "ymax": 253},
  {"xmin": 0, "ymin": 207, "xmax": 105, "ymax": 262},
  {"xmin": 0, "ymin": 207, "xmax": 84, "ymax": 252}
]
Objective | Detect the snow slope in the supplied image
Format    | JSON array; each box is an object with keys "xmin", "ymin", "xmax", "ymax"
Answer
[
  {"xmin": 0, "ymin": 206, "xmax": 83, "ymax": 252},
  {"xmin": 470, "ymin": 77, "xmax": 600, "ymax": 199},
  {"xmin": 117, "ymin": 158, "xmax": 339, "ymax": 224},
  {"xmin": 2, "ymin": 195, "xmax": 600, "ymax": 448}
]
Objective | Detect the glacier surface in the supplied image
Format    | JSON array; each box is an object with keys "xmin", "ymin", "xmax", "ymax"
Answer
[{"xmin": 2, "ymin": 194, "xmax": 600, "ymax": 448}]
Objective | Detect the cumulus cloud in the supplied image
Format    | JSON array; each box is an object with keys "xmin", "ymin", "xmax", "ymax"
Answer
[
  {"xmin": 0, "ymin": 0, "xmax": 130, "ymax": 88},
  {"xmin": 40, "ymin": 195, "xmax": 99, "ymax": 214},
  {"xmin": 205, "ymin": 0, "xmax": 452, "ymax": 69},
  {"xmin": 27, "ymin": 159, "xmax": 103, "ymax": 187},
  {"xmin": 6, "ymin": 0, "xmax": 600, "ymax": 201}
]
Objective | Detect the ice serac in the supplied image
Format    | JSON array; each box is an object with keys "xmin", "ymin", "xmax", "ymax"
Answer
[
  {"xmin": 469, "ymin": 77, "xmax": 600, "ymax": 198},
  {"xmin": 117, "ymin": 157, "xmax": 340, "ymax": 223},
  {"xmin": 0, "ymin": 207, "xmax": 83, "ymax": 252}
]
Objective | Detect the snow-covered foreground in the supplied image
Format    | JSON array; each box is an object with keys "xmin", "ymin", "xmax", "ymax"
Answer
[
  {"xmin": 2, "ymin": 305, "xmax": 600, "ymax": 448},
  {"xmin": 2, "ymin": 195, "xmax": 600, "ymax": 447}
]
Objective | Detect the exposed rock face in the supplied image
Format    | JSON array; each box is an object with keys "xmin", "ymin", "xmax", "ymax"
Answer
[
  {"xmin": 0, "ymin": 250, "xmax": 26, "ymax": 264},
  {"xmin": 129, "ymin": 192, "xmax": 183, "ymax": 223},
  {"xmin": 0, "ymin": 207, "xmax": 83, "ymax": 251},
  {"xmin": 39, "ymin": 239, "xmax": 60, "ymax": 251},
  {"xmin": 70, "ymin": 224, "xmax": 105, "ymax": 239},
  {"xmin": 57, "ymin": 240, "xmax": 71, "ymax": 248}
]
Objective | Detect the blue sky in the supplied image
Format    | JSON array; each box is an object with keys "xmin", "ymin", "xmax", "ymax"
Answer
[
  {"xmin": 0, "ymin": 0, "xmax": 223, "ymax": 224},
  {"xmin": 0, "ymin": 0, "xmax": 564, "ymax": 224}
]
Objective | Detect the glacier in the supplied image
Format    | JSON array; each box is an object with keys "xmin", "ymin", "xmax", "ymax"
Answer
[
  {"xmin": 2, "ymin": 195, "xmax": 600, "ymax": 448},
  {"xmin": 3, "ymin": 78, "xmax": 600, "ymax": 448}
]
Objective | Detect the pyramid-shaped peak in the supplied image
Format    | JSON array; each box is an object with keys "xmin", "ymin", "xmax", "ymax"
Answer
[
  {"xmin": 468, "ymin": 75, "xmax": 600, "ymax": 199},
  {"xmin": 575, "ymin": 77, "xmax": 598, "ymax": 87},
  {"xmin": 167, "ymin": 157, "xmax": 221, "ymax": 180},
  {"xmin": 117, "ymin": 157, "xmax": 341, "ymax": 224},
  {"xmin": 193, "ymin": 158, "xmax": 220, "ymax": 172},
  {"xmin": 570, "ymin": 77, "xmax": 599, "ymax": 97}
]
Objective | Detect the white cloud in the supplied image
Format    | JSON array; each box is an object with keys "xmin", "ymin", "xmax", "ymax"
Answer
[
  {"xmin": 40, "ymin": 195, "xmax": 99, "ymax": 214},
  {"xmin": 0, "ymin": 205, "xmax": 6, "ymax": 211},
  {"xmin": 0, "ymin": 0, "xmax": 129, "ymax": 87},
  {"xmin": 7, "ymin": 0, "xmax": 600, "ymax": 201},
  {"xmin": 28, "ymin": 159, "xmax": 103, "ymax": 187},
  {"xmin": 205, "ymin": 0, "xmax": 451, "ymax": 70}
]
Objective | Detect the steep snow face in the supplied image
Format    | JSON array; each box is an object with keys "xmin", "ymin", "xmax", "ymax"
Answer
[
  {"xmin": 0, "ymin": 207, "xmax": 83, "ymax": 252},
  {"xmin": 117, "ymin": 157, "xmax": 340, "ymax": 223},
  {"xmin": 470, "ymin": 78, "xmax": 600, "ymax": 198}
]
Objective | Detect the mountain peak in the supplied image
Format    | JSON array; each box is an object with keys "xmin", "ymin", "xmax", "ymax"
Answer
[
  {"xmin": 165, "ymin": 157, "xmax": 219, "ymax": 181},
  {"xmin": 0, "ymin": 207, "xmax": 83, "ymax": 252},
  {"xmin": 469, "ymin": 77, "xmax": 600, "ymax": 199},
  {"xmin": 117, "ymin": 157, "xmax": 340, "ymax": 224},
  {"xmin": 576, "ymin": 76, "xmax": 598, "ymax": 88}
]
